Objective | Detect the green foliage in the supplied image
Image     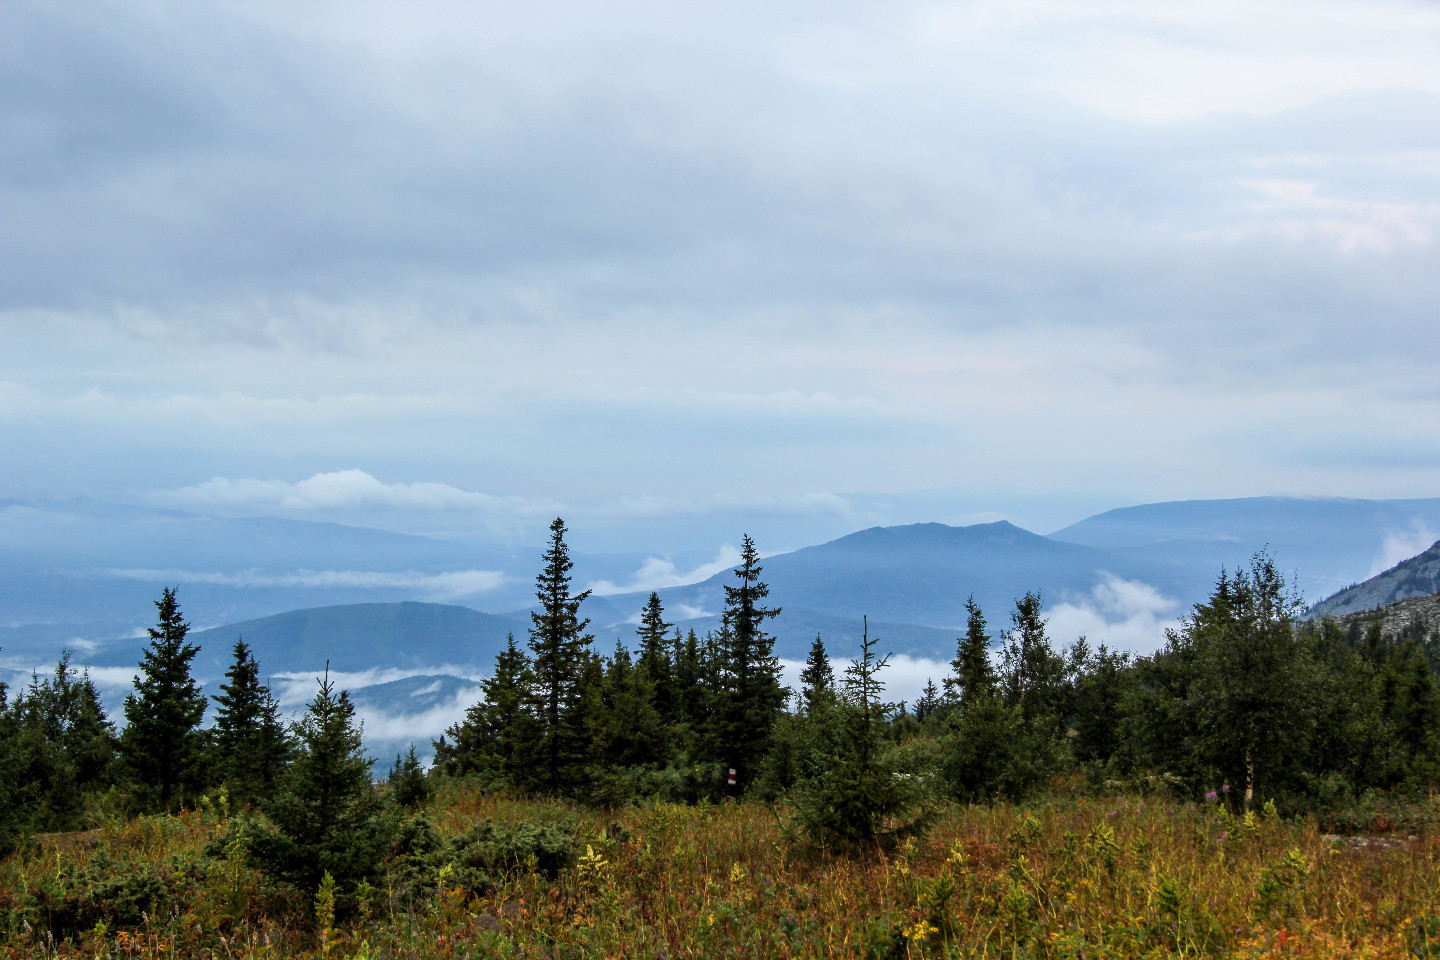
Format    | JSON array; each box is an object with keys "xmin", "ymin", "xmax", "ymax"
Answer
[
  {"xmin": 388, "ymin": 745, "xmax": 433, "ymax": 809},
  {"xmin": 713, "ymin": 534, "xmax": 785, "ymax": 788},
  {"xmin": 594, "ymin": 641, "xmax": 668, "ymax": 769},
  {"xmin": 245, "ymin": 672, "xmax": 391, "ymax": 895},
  {"xmin": 212, "ymin": 638, "xmax": 292, "ymax": 809},
  {"xmin": 26, "ymin": 849, "xmax": 174, "ymax": 940},
  {"xmin": 528, "ymin": 517, "xmax": 596, "ymax": 796},
  {"xmin": 791, "ymin": 619, "xmax": 932, "ymax": 854},
  {"xmin": 3, "ymin": 653, "xmax": 118, "ymax": 835},
  {"xmin": 945, "ymin": 594, "xmax": 996, "ymax": 708},
  {"xmin": 634, "ymin": 592, "xmax": 677, "ymax": 725},
  {"xmin": 799, "ymin": 635, "xmax": 834, "ymax": 715},
  {"xmin": 435, "ymin": 633, "xmax": 535, "ymax": 781},
  {"xmin": 999, "ymin": 591, "xmax": 1066, "ymax": 727},
  {"xmin": 387, "ymin": 814, "xmax": 579, "ymax": 901},
  {"xmin": 941, "ymin": 689, "xmax": 1064, "ymax": 802},
  {"xmin": 121, "ymin": 588, "xmax": 209, "ymax": 811}
]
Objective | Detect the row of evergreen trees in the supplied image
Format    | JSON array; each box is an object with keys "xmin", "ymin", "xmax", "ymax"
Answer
[
  {"xmin": 433, "ymin": 519, "xmax": 787, "ymax": 801},
  {"xmin": 0, "ymin": 588, "xmax": 333, "ymax": 847},
  {"xmin": 436, "ymin": 532, "xmax": 1440, "ymax": 814},
  {"xmin": 4, "ymin": 518, "xmax": 1439, "ymax": 861}
]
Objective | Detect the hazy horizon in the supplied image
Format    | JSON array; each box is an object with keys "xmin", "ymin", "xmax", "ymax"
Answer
[{"xmin": 3, "ymin": 0, "xmax": 1438, "ymax": 561}]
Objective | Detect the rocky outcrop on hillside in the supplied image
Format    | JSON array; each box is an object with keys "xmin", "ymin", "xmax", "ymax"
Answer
[
  {"xmin": 1307, "ymin": 540, "xmax": 1440, "ymax": 618},
  {"xmin": 1323, "ymin": 591, "xmax": 1440, "ymax": 650}
]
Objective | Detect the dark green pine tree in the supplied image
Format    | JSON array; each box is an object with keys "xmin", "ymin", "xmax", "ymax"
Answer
[
  {"xmin": 1167, "ymin": 554, "xmax": 1315, "ymax": 805},
  {"xmin": 8, "ymin": 654, "xmax": 118, "ymax": 831},
  {"xmin": 716, "ymin": 535, "xmax": 785, "ymax": 788},
  {"xmin": 635, "ymin": 592, "xmax": 676, "ymax": 725},
  {"xmin": 528, "ymin": 518, "xmax": 595, "ymax": 795},
  {"xmin": 945, "ymin": 595, "xmax": 995, "ymax": 707},
  {"xmin": 673, "ymin": 627, "xmax": 708, "ymax": 738},
  {"xmin": 1072, "ymin": 644, "xmax": 1130, "ymax": 763},
  {"xmin": 999, "ymin": 591, "xmax": 1065, "ymax": 725},
  {"xmin": 0, "ymin": 669, "xmax": 22, "ymax": 854},
  {"xmin": 914, "ymin": 678, "xmax": 943, "ymax": 722},
  {"xmin": 799, "ymin": 635, "xmax": 835, "ymax": 714},
  {"xmin": 247, "ymin": 671, "xmax": 389, "ymax": 894},
  {"xmin": 597, "ymin": 641, "xmax": 668, "ymax": 767},
  {"xmin": 213, "ymin": 639, "xmax": 292, "ymax": 808},
  {"xmin": 793, "ymin": 619, "xmax": 931, "ymax": 853},
  {"xmin": 435, "ymin": 633, "xmax": 535, "ymax": 780},
  {"xmin": 122, "ymin": 588, "xmax": 208, "ymax": 811},
  {"xmin": 388, "ymin": 744, "xmax": 433, "ymax": 808}
]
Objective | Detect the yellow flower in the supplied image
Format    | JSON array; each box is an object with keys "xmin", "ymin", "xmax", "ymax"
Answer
[{"xmin": 903, "ymin": 919, "xmax": 939, "ymax": 942}]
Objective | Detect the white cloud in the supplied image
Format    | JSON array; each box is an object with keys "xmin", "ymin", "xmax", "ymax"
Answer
[
  {"xmin": 162, "ymin": 469, "xmax": 561, "ymax": 517},
  {"xmin": 100, "ymin": 566, "xmax": 507, "ymax": 600},
  {"xmin": 588, "ymin": 545, "xmax": 742, "ymax": 596},
  {"xmin": 269, "ymin": 666, "xmax": 486, "ymax": 708},
  {"xmin": 1370, "ymin": 519, "xmax": 1438, "ymax": 576},
  {"xmin": 351, "ymin": 686, "xmax": 484, "ymax": 743},
  {"xmin": 1045, "ymin": 576, "xmax": 1181, "ymax": 655}
]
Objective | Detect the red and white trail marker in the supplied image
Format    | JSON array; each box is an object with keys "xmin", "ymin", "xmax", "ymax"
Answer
[{"xmin": 727, "ymin": 768, "xmax": 737, "ymax": 787}]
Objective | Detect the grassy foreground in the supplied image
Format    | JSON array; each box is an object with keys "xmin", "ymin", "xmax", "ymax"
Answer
[{"xmin": 2, "ymin": 785, "xmax": 1439, "ymax": 959}]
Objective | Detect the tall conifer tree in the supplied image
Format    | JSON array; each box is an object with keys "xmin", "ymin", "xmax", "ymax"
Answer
[
  {"xmin": 213, "ymin": 639, "xmax": 292, "ymax": 807},
  {"xmin": 528, "ymin": 518, "xmax": 594, "ymax": 794},
  {"xmin": 999, "ymin": 591, "xmax": 1064, "ymax": 724},
  {"xmin": 716, "ymin": 535, "xmax": 784, "ymax": 786},
  {"xmin": 122, "ymin": 588, "xmax": 207, "ymax": 810},
  {"xmin": 247, "ymin": 671, "xmax": 388, "ymax": 893},
  {"xmin": 635, "ymin": 592, "xmax": 675, "ymax": 724},
  {"xmin": 946, "ymin": 596, "xmax": 995, "ymax": 707},
  {"xmin": 800, "ymin": 635, "xmax": 834, "ymax": 714},
  {"xmin": 435, "ymin": 633, "xmax": 535, "ymax": 779}
]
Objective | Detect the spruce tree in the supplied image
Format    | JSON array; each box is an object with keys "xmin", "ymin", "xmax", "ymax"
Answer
[
  {"xmin": 946, "ymin": 596, "xmax": 995, "ymax": 707},
  {"xmin": 122, "ymin": 588, "xmax": 208, "ymax": 811},
  {"xmin": 597, "ymin": 641, "xmax": 668, "ymax": 767},
  {"xmin": 435, "ymin": 633, "xmax": 534, "ymax": 780},
  {"xmin": 213, "ymin": 639, "xmax": 292, "ymax": 807},
  {"xmin": 793, "ymin": 619, "xmax": 930, "ymax": 853},
  {"xmin": 635, "ymin": 592, "xmax": 676, "ymax": 725},
  {"xmin": 7, "ymin": 654, "xmax": 118, "ymax": 831},
  {"xmin": 0, "ymin": 671, "xmax": 22, "ymax": 854},
  {"xmin": 247, "ymin": 671, "xmax": 389, "ymax": 894},
  {"xmin": 999, "ymin": 591, "xmax": 1065, "ymax": 725},
  {"xmin": 673, "ymin": 627, "xmax": 707, "ymax": 736},
  {"xmin": 799, "ymin": 635, "xmax": 834, "ymax": 714},
  {"xmin": 915, "ymin": 678, "xmax": 943, "ymax": 722},
  {"xmin": 1189, "ymin": 553, "xmax": 1313, "ymax": 804},
  {"xmin": 389, "ymin": 745, "xmax": 433, "ymax": 808},
  {"xmin": 716, "ymin": 535, "xmax": 784, "ymax": 788},
  {"xmin": 528, "ymin": 518, "xmax": 594, "ymax": 795}
]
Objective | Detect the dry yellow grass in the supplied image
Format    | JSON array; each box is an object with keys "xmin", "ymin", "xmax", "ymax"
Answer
[{"xmin": 3, "ymin": 785, "xmax": 1438, "ymax": 959}]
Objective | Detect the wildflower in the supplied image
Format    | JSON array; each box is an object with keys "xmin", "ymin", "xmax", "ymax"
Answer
[
  {"xmin": 903, "ymin": 919, "xmax": 939, "ymax": 942},
  {"xmin": 1222, "ymin": 784, "xmax": 1231, "ymax": 794},
  {"xmin": 1205, "ymin": 791, "xmax": 1219, "ymax": 803},
  {"xmin": 1219, "ymin": 831, "xmax": 1228, "ymax": 840}
]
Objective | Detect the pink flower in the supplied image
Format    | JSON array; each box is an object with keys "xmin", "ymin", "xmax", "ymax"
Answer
[{"xmin": 1205, "ymin": 791, "xmax": 1218, "ymax": 803}]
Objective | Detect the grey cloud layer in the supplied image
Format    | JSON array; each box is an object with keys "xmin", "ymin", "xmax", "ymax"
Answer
[
  {"xmin": 4, "ymin": 1, "xmax": 1436, "ymax": 351},
  {"xmin": 2, "ymin": 0, "xmax": 1438, "ymax": 527}
]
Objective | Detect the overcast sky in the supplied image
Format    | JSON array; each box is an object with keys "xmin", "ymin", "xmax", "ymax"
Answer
[{"xmin": 2, "ymin": 0, "xmax": 1438, "ymax": 552}]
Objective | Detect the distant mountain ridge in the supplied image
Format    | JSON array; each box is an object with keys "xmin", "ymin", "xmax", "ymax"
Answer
[
  {"xmin": 10, "ymin": 494, "xmax": 1440, "ymax": 676},
  {"xmin": 1308, "ymin": 540, "xmax": 1440, "ymax": 618},
  {"xmin": 84, "ymin": 601, "xmax": 527, "ymax": 680}
]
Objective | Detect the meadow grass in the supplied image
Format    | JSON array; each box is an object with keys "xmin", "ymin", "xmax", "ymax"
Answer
[{"xmin": 2, "ymin": 784, "xmax": 1438, "ymax": 959}]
